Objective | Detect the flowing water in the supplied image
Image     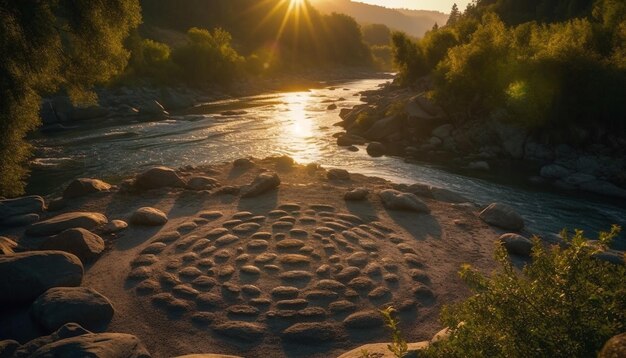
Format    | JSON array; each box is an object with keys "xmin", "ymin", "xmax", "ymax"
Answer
[{"xmin": 28, "ymin": 78, "xmax": 626, "ymax": 247}]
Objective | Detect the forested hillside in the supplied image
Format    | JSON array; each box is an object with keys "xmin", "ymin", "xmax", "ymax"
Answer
[
  {"xmin": 139, "ymin": 0, "xmax": 372, "ymax": 69},
  {"xmin": 393, "ymin": 0, "xmax": 626, "ymax": 135}
]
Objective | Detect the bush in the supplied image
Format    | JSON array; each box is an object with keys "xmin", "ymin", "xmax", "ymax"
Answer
[
  {"xmin": 424, "ymin": 226, "xmax": 626, "ymax": 358},
  {"xmin": 125, "ymin": 36, "xmax": 179, "ymax": 83},
  {"xmin": 172, "ymin": 27, "xmax": 244, "ymax": 86}
]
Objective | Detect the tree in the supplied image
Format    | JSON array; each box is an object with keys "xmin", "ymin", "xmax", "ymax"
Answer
[
  {"xmin": 447, "ymin": 3, "xmax": 461, "ymax": 26},
  {"xmin": 0, "ymin": 0, "xmax": 141, "ymax": 196}
]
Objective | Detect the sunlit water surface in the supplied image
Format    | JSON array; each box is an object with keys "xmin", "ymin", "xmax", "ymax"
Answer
[{"xmin": 29, "ymin": 78, "xmax": 626, "ymax": 247}]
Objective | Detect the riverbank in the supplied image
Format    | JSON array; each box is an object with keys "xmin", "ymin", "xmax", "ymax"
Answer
[
  {"xmin": 38, "ymin": 68, "xmax": 393, "ymax": 133},
  {"xmin": 1, "ymin": 157, "xmax": 512, "ymax": 357},
  {"xmin": 334, "ymin": 81, "xmax": 626, "ymax": 201}
]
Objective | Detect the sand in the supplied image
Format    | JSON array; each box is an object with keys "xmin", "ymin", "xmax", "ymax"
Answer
[{"xmin": 5, "ymin": 158, "xmax": 501, "ymax": 357}]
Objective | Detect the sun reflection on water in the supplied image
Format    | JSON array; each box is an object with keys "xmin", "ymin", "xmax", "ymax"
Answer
[{"xmin": 279, "ymin": 92, "xmax": 320, "ymax": 163}]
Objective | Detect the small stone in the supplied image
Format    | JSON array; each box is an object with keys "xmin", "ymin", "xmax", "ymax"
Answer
[
  {"xmin": 282, "ymin": 323, "xmax": 339, "ymax": 342},
  {"xmin": 343, "ymin": 310, "xmax": 384, "ymax": 328},
  {"xmin": 276, "ymin": 299, "xmax": 308, "ymax": 310},
  {"xmin": 212, "ymin": 322, "xmax": 265, "ymax": 341},
  {"xmin": 344, "ymin": 188, "xmax": 369, "ymax": 201},
  {"xmin": 327, "ymin": 169, "xmax": 350, "ymax": 180},
  {"xmin": 130, "ymin": 207, "xmax": 168, "ymax": 226},
  {"xmin": 329, "ymin": 300, "xmax": 357, "ymax": 314},
  {"xmin": 379, "ymin": 190, "xmax": 430, "ymax": 213},
  {"xmin": 241, "ymin": 172, "xmax": 281, "ymax": 198}
]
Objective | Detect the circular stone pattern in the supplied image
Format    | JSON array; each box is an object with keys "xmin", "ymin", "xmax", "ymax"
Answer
[{"xmin": 127, "ymin": 205, "xmax": 433, "ymax": 345}]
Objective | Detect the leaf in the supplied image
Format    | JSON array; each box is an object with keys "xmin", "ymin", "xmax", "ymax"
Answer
[{"xmin": 0, "ymin": 237, "xmax": 17, "ymax": 255}]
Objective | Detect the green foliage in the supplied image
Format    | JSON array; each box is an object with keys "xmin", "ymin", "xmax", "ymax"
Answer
[
  {"xmin": 381, "ymin": 307, "xmax": 409, "ymax": 358},
  {"xmin": 392, "ymin": 32, "xmax": 428, "ymax": 85},
  {"xmin": 371, "ymin": 45, "xmax": 394, "ymax": 71},
  {"xmin": 392, "ymin": 0, "xmax": 626, "ymax": 132},
  {"xmin": 424, "ymin": 226, "xmax": 626, "ymax": 358},
  {"xmin": 0, "ymin": 0, "xmax": 141, "ymax": 196},
  {"xmin": 363, "ymin": 24, "xmax": 392, "ymax": 46},
  {"xmin": 172, "ymin": 27, "xmax": 244, "ymax": 86},
  {"xmin": 125, "ymin": 35, "xmax": 179, "ymax": 83}
]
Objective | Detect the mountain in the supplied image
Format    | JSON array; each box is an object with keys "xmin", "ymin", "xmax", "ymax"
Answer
[{"xmin": 309, "ymin": 0, "xmax": 449, "ymax": 38}]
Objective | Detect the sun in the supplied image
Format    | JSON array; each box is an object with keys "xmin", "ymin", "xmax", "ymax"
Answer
[{"xmin": 290, "ymin": 0, "xmax": 305, "ymax": 6}]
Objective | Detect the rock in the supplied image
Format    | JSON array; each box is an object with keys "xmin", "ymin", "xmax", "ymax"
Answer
[
  {"xmin": 580, "ymin": 180, "xmax": 626, "ymax": 199},
  {"xmin": 134, "ymin": 166, "xmax": 185, "ymax": 190},
  {"xmin": 563, "ymin": 173, "xmax": 596, "ymax": 186},
  {"xmin": 499, "ymin": 233, "xmax": 533, "ymax": 257},
  {"xmin": 468, "ymin": 161, "xmax": 490, "ymax": 171},
  {"xmin": 32, "ymin": 287, "xmax": 114, "ymax": 332},
  {"xmin": 233, "ymin": 158, "xmax": 254, "ymax": 168},
  {"xmin": 39, "ymin": 228, "xmax": 105, "ymax": 263},
  {"xmin": 212, "ymin": 322, "xmax": 264, "ymax": 341},
  {"xmin": 130, "ymin": 207, "xmax": 168, "ymax": 226},
  {"xmin": 337, "ymin": 134, "xmax": 366, "ymax": 146},
  {"xmin": 364, "ymin": 116, "xmax": 402, "ymax": 141},
  {"xmin": 327, "ymin": 169, "xmax": 350, "ymax": 180},
  {"xmin": 344, "ymin": 188, "xmax": 369, "ymax": 201},
  {"xmin": 1, "ymin": 213, "xmax": 40, "ymax": 227},
  {"xmin": 241, "ymin": 172, "xmax": 281, "ymax": 198},
  {"xmin": 63, "ymin": 178, "xmax": 111, "ymax": 199},
  {"xmin": 366, "ymin": 142, "xmax": 386, "ymax": 157},
  {"xmin": 540, "ymin": 164, "xmax": 571, "ymax": 179},
  {"xmin": 379, "ymin": 190, "xmax": 430, "ymax": 213},
  {"xmin": 282, "ymin": 323, "xmax": 339, "ymax": 342},
  {"xmin": 159, "ymin": 88, "xmax": 194, "ymax": 111},
  {"xmin": 0, "ymin": 195, "xmax": 45, "ymax": 218},
  {"xmin": 327, "ymin": 103, "xmax": 337, "ymax": 110},
  {"xmin": 432, "ymin": 124, "xmax": 454, "ymax": 139},
  {"xmin": 102, "ymin": 220, "xmax": 128, "ymax": 233},
  {"xmin": 428, "ymin": 137, "xmax": 442, "ymax": 146},
  {"xmin": 599, "ymin": 333, "xmax": 626, "ymax": 358},
  {"xmin": 479, "ymin": 203, "xmax": 524, "ymax": 231},
  {"xmin": 187, "ymin": 176, "xmax": 219, "ymax": 191},
  {"xmin": 493, "ymin": 121, "xmax": 528, "ymax": 159},
  {"xmin": 593, "ymin": 250, "xmax": 625, "ymax": 266},
  {"xmin": 13, "ymin": 323, "xmax": 91, "ymax": 357},
  {"xmin": 337, "ymin": 342, "xmax": 429, "ymax": 358},
  {"xmin": 30, "ymin": 332, "xmax": 150, "ymax": 358},
  {"xmin": 138, "ymin": 100, "xmax": 168, "ymax": 118},
  {"xmin": 0, "ymin": 340, "xmax": 19, "ymax": 357},
  {"xmin": 26, "ymin": 212, "xmax": 108, "ymax": 237},
  {"xmin": 69, "ymin": 105, "xmax": 109, "ymax": 121},
  {"xmin": 343, "ymin": 310, "xmax": 384, "ymax": 328},
  {"xmin": 0, "ymin": 251, "xmax": 83, "ymax": 305}
]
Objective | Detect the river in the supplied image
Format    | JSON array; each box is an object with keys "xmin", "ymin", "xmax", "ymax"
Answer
[{"xmin": 27, "ymin": 78, "xmax": 626, "ymax": 248}]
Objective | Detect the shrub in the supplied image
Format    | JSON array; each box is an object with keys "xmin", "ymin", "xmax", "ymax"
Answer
[
  {"xmin": 125, "ymin": 36, "xmax": 179, "ymax": 83},
  {"xmin": 424, "ymin": 226, "xmax": 626, "ymax": 358},
  {"xmin": 172, "ymin": 27, "xmax": 244, "ymax": 86}
]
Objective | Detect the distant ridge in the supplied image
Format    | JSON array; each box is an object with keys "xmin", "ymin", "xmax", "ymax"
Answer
[{"xmin": 310, "ymin": 0, "xmax": 449, "ymax": 38}]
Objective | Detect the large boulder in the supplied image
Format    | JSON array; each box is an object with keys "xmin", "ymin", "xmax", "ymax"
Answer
[
  {"xmin": 30, "ymin": 333, "xmax": 150, "ymax": 358},
  {"xmin": 130, "ymin": 207, "xmax": 168, "ymax": 226},
  {"xmin": 0, "ymin": 196, "xmax": 45, "ymax": 218},
  {"xmin": 364, "ymin": 116, "xmax": 402, "ymax": 141},
  {"xmin": 479, "ymin": 203, "xmax": 524, "ymax": 231},
  {"xmin": 241, "ymin": 172, "xmax": 281, "ymax": 198},
  {"xmin": 134, "ymin": 167, "xmax": 186, "ymax": 190},
  {"xmin": 63, "ymin": 178, "xmax": 111, "ymax": 199},
  {"xmin": 1, "ymin": 213, "xmax": 40, "ymax": 227},
  {"xmin": 379, "ymin": 190, "xmax": 430, "ymax": 213},
  {"xmin": 0, "ymin": 251, "xmax": 83, "ymax": 305},
  {"xmin": 39, "ymin": 228, "xmax": 105, "ymax": 263},
  {"xmin": 499, "ymin": 233, "xmax": 533, "ymax": 256},
  {"xmin": 26, "ymin": 212, "xmax": 108, "ymax": 237},
  {"xmin": 366, "ymin": 142, "xmax": 386, "ymax": 157},
  {"xmin": 12, "ymin": 323, "xmax": 91, "ymax": 358},
  {"xmin": 32, "ymin": 287, "xmax": 114, "ymax": 332}
]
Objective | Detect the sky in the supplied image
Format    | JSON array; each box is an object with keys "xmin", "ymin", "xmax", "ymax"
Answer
[{"xmin": 353, "ymin": 0, "xmax": 472, "ymax": 13}]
